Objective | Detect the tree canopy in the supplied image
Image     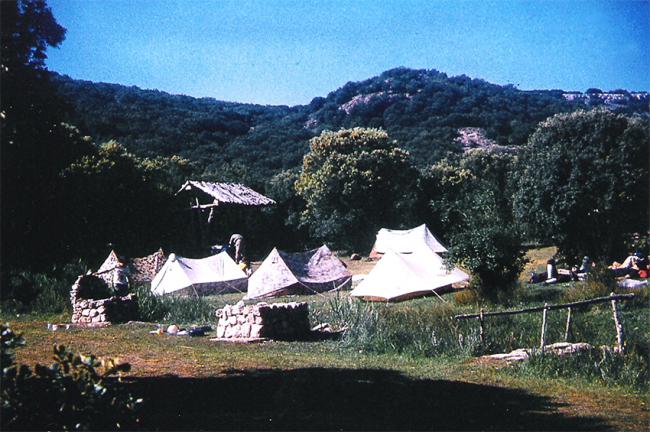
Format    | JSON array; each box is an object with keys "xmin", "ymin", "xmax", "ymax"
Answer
[
  {"xmin": 514, "ymin": 110, "xmax": 649, "ymax": 262},
  {"xmin": 295, "ymin": 128, "xmax": 418, "ymax": 251},
  {"xmin": 1, "ymin": 0, "xmax": 80, "ymax": 271},
  {"xmin": 422, "ymin": 151, "xmax": 526, "ymax": 298}
]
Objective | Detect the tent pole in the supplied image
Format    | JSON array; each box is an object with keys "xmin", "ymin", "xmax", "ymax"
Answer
[{"xmin": 431, "ymin": 289, "xmax": 448, "ymax": 303}]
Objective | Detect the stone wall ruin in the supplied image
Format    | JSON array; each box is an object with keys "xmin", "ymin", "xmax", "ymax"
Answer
[
  {"xmin": 70, "ymin": 275, "xmax": 138, "ymax": 325},
  {"xmin": 215, "ymin": 301, "xmax": 310, "ymax": 340}
]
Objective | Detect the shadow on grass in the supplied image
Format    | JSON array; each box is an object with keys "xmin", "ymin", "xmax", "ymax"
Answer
[{"xmin": 124, "ymin": 367, "xmax": 610, "ymax": 431}]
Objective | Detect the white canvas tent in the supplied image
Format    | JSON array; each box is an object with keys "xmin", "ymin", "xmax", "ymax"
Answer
[
  {"xmin": 245, "ymin": 245, "xmax": 352, "ymax": 300},
  {"xmin": 151, "ymin": 252, "xmax": 247, "ymax": 296},
  {"xmin": 369, "ymin": 224, "xmax": 447, "ymax": 258},
  {"xmin": 351, "ymin": 247, "xmax": 469, "ymax": 302}
]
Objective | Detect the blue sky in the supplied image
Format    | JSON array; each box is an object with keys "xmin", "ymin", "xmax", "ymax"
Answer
[{"xmin": 46, "ymin": 0, "xmax": 650, "ymax": 106}]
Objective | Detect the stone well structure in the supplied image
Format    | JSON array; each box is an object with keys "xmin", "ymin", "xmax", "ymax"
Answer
[
  {"xmin": 70, "ymin": 275, "xmax": 138, "ymax": 325},
  {"xmin": 215, "ymin": 301, "xmax": 310, "ymax": 340}
]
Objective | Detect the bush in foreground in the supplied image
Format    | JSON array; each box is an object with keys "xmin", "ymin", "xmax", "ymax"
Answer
[{"xmin": 1, "ymin": 324, "xmax": 141, "ymax": 430}]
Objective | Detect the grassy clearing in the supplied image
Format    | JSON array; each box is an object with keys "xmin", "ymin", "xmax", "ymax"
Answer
[
  {"xmin": 519, "ymin": 245, "xmax": 558, "ymax": 281},
  {"xmin": 5, "ymin": 317, "xmax": 649, "ymax": 431},
  {"xmin": 3, "ymin": 249, "xmax": 649, "ymax": 430}
]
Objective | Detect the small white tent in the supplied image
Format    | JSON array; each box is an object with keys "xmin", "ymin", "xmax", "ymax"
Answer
[
  {"xmin": 151, "ymin": 252, "xmax": 247, "ymax": 296},
  {"xmin": 95, "ymin": 249, "xmax": 166, "ymax": 285},
  {"xmin": 245, "ymin": 245, "xmax": 351, "ymax": 300},
  {"xmin": 369, "ymin": 224, "xmax": 447, "ymax": 258},
  {"xmin": 351, "ymin": 247, "xmax": 469, "ymax": 302}
]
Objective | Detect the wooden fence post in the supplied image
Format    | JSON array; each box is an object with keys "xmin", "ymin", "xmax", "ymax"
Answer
[
  {"xmin": 610, "ymin": 292, "xmax": 625, "ymax": 354},
  {"xmin": 479, "ymin": 308, "xmax": 485, "ymax": 345},
  {"xmin": 564, "ymin": 307, "xmax": 573, "ymax": 342},
  {"xmin": 540, "ymin": 303, "xmax": 549, "ymax": 354}
]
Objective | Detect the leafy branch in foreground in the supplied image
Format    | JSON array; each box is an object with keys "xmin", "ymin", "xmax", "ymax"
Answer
[{"xmin": 1, "ymin": 323, "xmax": 142, "ymax": 430}]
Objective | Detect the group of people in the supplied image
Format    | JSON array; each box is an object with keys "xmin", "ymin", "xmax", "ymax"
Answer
[
  {"xmin": 529, "ymin": 256, "xmax": 592, "ymax": 285},
  {"xmin": 529, "ymin": 251, "xmax": 649, "ymax": 285}
]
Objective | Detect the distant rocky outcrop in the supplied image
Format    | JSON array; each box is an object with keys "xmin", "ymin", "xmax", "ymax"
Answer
[
  {"xmin": 562, "ymin": 91, "xmax": 649, "ymax": 107},
  {"xmin": 455, "ymin": 127, "xmax": 518, "ymax": 153},
  {"xmin": 339, "ymin": 91, "xmax": 408, "ymax": 115}
]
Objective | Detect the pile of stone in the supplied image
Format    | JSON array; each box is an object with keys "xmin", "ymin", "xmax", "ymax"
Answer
[
  {"xmin": 70, "ymin": 275, "xmax": 138, "ymax": 325},
  {"xmin": 215, "ymin": 301, "xmax": 310, "ymax": 340}
]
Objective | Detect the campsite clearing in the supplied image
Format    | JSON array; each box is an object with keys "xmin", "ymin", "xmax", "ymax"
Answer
[
  {"xmin": 4, "ymin": 246, "xmax": 648, "ymax": 430},
  {"xmin": 7, "ymin": 310, "xmax": 649, "ymax": 431}
]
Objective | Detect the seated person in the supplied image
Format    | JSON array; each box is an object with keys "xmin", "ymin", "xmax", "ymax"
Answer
[
  {"xmin": 610, "ymin": 251, "xmax": 647, "ymax": 278},
  {"xmin": 529, "ymin": 258, "xmax": 572, "ymax": 284},
  {"xmin": 571, "ymin": 256, "xmax": 592, "ymax": 281},
  {"xmin": 544, "ymin": 258, "xmax": 559, "ymax": 284}
]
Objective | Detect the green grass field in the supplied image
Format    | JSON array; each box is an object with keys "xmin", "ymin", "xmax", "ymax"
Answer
[{"xmin": 3, "ymin": 248, "xmax": 649, "ymax": 430}]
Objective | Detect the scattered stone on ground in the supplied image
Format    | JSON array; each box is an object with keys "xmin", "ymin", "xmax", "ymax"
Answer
[{"xmin": 482, "ymin": 342, "xmax": 596, "ymax": 363}]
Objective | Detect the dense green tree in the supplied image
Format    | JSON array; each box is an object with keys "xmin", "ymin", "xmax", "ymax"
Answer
[
  {"xmin": 50, "ymin": 66, "xmax": 638, "ymax": 181},
  {"xmin": 295, "ymin": 128, "xmax": 418, "ymax": 251},
  {"xmin": 447, "ymin": 189, "xmax": 527, "ymax": 301},
  {"xmin": 421, "ymin": 151, "xmax": 526, "ymax": 299},
  {"xmin": 59, "ymin": 141, "xmax": 184, "ymax": 263},
  {"xmin": 264, "ymin": 169, "xmax": 308, "ymax": 249},
  {"xmin": 0, "ymin": 1, "xmax": 94, "ymax": 272},
  {"xmin": 514, "ymin": 110, "xmax": 649, "ymax": 262}
]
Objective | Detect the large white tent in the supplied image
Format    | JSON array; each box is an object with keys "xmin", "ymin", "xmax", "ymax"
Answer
[
  {"xmin": 245, "ymin": 245, "xmax": 351, "ymax": 300},
  {"xmin": 351, "ymin": 247, "xmax": 469, "ymax": 302},
  {"xmin": 369, "ymin": 224, "xmax": 447, "ymax": 258},
  {"xmin": 151, "ymin": 252, "xmax": 247, "ymax": 296}
]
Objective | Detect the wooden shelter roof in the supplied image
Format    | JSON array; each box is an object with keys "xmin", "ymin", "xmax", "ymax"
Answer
[{"xmin": 176, "ymin": 181, "xmax": 276, "ymax": 206}]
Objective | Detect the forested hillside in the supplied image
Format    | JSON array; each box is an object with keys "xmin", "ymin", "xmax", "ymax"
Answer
[
  {"xmin": 4, "ymin": 0, "xmax": 648, "ymax": 317},
  {"xmin": 54, "ymin": 68, "xmax": 648, "ymax": 179}
]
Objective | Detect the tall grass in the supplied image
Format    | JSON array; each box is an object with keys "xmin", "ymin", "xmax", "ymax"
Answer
[
  {"xmin": 134, "ymin": 286, "xmax": 214, "ymax": 324},
  {"xmin": 1, "ymin": 260, "xmax": 88, "ymax": 314},
  {"xmin": 316, "ymin": 294, "xmax": 482, "ymax": 357},
  {"xmin": 513, "ymin": 347, "xmax": 649, "ymax": 391},
  {"xmin": 312, "ymin": 290, "xmax": 649, "ymax": 390}
]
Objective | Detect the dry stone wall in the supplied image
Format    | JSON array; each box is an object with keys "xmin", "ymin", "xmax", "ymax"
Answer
[
  {"xmin": 70, "ymin": 276, "xmax": 138, "ymax": 325},
  {"xmin": 216, "ymin": 301, "xmax": 309, "ymax": 340}
]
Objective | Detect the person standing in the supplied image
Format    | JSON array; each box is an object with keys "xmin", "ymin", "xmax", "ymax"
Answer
[
  {"xmin": 113, "ymin": 260, "xmax": 130, "ymax": 295},
  {"xmin": 229, "ymin": 233, "xmax": 246, "ymax": 264}
]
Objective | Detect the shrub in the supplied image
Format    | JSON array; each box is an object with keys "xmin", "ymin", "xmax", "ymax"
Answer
[
  {"xmin": 561, "ymin": 266, "xmax": 617, "ymax": 303},
  {"xmin": 2, "ymin": 261, "xmax": 91, "ymax": 315},
  {"xmin": 1, "ymin": 324, "xmax": 142, "ymax": 430},
  {"xmin": 3, "ymin": 271, "xmax": 71, "ymax": 314},
  {"xmin": 453, "ymin": 288, "xmax": 481, "ymax": 306}
]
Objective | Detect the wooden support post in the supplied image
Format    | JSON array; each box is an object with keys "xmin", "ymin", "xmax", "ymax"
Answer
[
  {"xmin": 564, "ymin": 307, "xmax": 573, "ymax": 342},
  {"xmin": 478, "ymin": 308, "xmax": 485, "ymax": 345},
  {"xmin": 610, "ymin": 292, "xmax": 625, "ymax": 354},
  {"xmin": 540, "ymin": 303, "xmax": 549, "ymax": 354}
]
